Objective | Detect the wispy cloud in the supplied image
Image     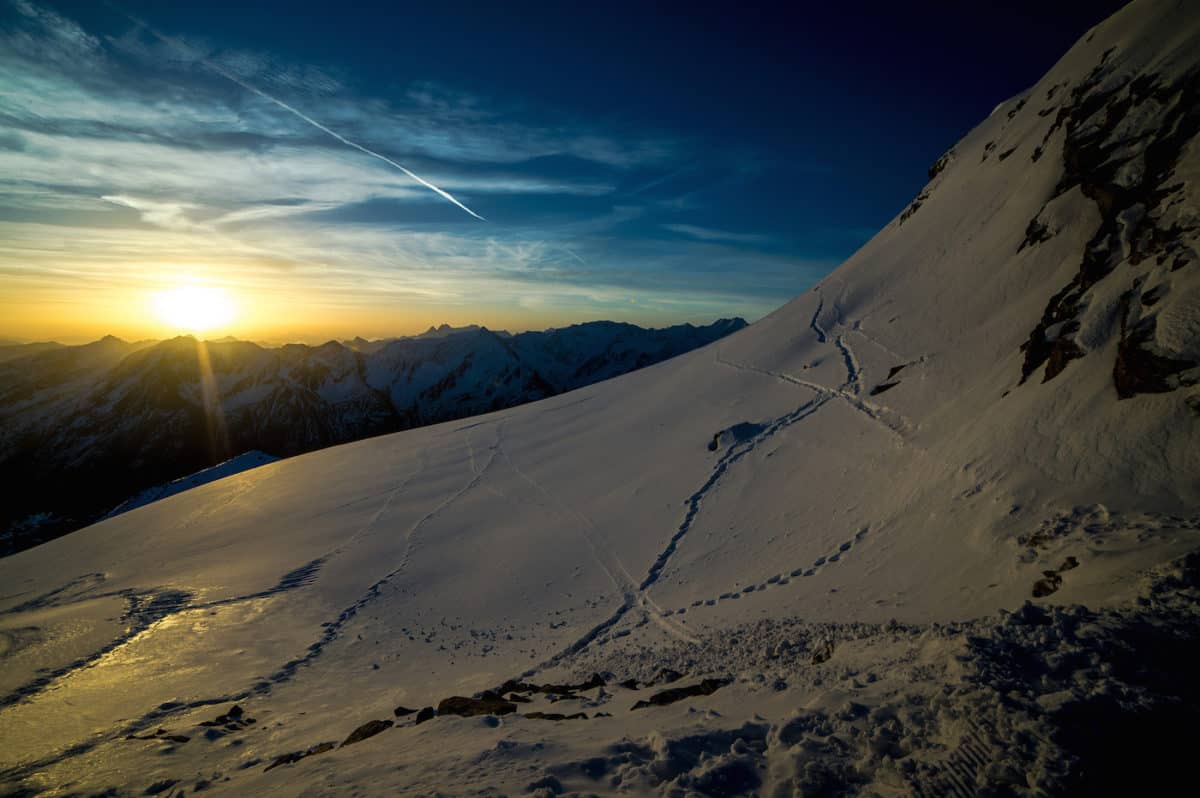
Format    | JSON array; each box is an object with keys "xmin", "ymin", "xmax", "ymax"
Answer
[
  {"xmin": 0, "ymin": 0, "xmax": 817, "ymax": 341},
  {"xmin": 123, "ymin": 13, "xmax": 487, "ymax": 221},
  {"xmin": 101, "ymin": 194, "xmax": 197, "ymax": 230},
  {"xmin": 662, "ymin": 223, "xmax": 771, "ymax": 244}
]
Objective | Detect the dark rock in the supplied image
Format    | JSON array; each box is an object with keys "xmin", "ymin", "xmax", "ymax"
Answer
[
  {"xmin": 393, "ymin": 705, "xmax": 417, "ymax": 717},
  {"xmin": 869, "ymin": 381, "xmax": 899, "ymax": 396},
  {"xmin": 1044, "ymin": 338, "xmax": 1085, "ymax": 382},
  {"xmin": 928, "ymin": 149, "xmax": 954, "ymax": 181},
  {"xmin": 264, "ymin": 742, "xmax": 335, "ymax": 772},
  {"xmin": 437, "ymin": 692, "xmax": 516, "ymax": 717},
  {"xmin": 1059, "ymin": 555, "xmax": 1080, "ymax": 571},
  {"xmin": 631, "ymin": 678, "xmax": 732, "ymax": 710},
  {"xmin": 1018, "ymin": 64, "xmax": 1200, "ymax": 393},
  {"xmin": 508, "ymin": 693, "xmax": 531, "ymax": 703},
  {"xmin": 618, "ymin": 678, "xmax": 640, "ymax": 690},
  {"xmin": 544, "ymin": 673, "xmax": 606, "ymax": 693},
  {"xmin": 523, "ymin": 711, "xmax": 588, "ymax": 721},
  {"xmin": 126, "ymin": 728, "xmax": 189, "ymax": 744},
  {"xmin": 496, "ymin": 673, "xmax": 605, "ymax": 696},
  {"xmin": 1113, "ymin": 313, "xmax": 1196, "ymax": 398},
  {"xmin": 340, "ymin": 719, "xmax": 392, "ymax": 747},
  {"xmin": 1033, "ymin": 571, "xmax": 1064, "ymax": 598},
  {"xmin": 144, "ymin": 779, "xmax": 178, "ymax": 795},
  {"xmin": 200, "ymin": 704, "xmax": 253, "ymax": 729},
  {"xmin": 1018, "ymin": 216, "xmax": 1053, "ymax": 251},
  {"xmin": 497, "ymin": 678, "xmax": 538, "ymax": 695},
  {"xmin": 1140, "ymin": 284, "xmax": 1168, "ymax": 306},
  {"xmin": 414, "ymin": 706, "xmax": 436, "ymax": 724},
  {"xmin": 650, "ymin": 668, "xmax": 684, "ymax": 686},
  {"xmin": 899, "ymin": 191, "xmax": 930, "ymax": 224}
]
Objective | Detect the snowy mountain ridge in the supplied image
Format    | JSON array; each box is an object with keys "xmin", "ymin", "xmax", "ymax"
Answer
[{"xmin": 0, "ymin": 318, "xmax": 745, "ymax": 554}]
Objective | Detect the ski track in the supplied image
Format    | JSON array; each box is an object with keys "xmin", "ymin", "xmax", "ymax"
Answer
[
  {"xmin": 660, "ymin": 526, "xmax": 872, "ymax": 617},
  {"xmin": 498, "ymin": 440, "xmax": 635, "ymax": 595},
  {"xmin": 720, "ymin": 285, "xmax": 908, "ymax": 437},
  {"xmin": 714, "ymin": 355, "xmax": 908, "ymax": 438},
  {"xmin": 809, "ymin": 296, "xmax": 828, "ymax": 344},
  {"xmin": 835, "ymin": 334, "xmax": 863, "ymax": 394},
  {"xmin": 520, "ymin": 391, "xmax": 834, "ymax": 678},
  {"xmin": 316, "ymin": 446, "xmax": 430, "ymax": 563},
  {"xmin": 497, "ymin": 433, "xmax": 699, "ymax": 647},
  {"xmin": 849, "ymin": 325, "xmax": 910, "ymax": 364},
  {"xmin": 249, "ymin": 427, "xmax": 501, "ymax": 692},
  {"xmin": 510, "ymin": 286, "xmax": 900, "ymax": 673},
  {"xmin": 522, "ymin": 288, "xmax": 890, "ymax": 675}
]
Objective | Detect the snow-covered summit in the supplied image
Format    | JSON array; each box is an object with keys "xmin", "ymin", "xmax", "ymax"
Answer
[{"xmin": 0, "ymin": 2, "xmax": 1198, "ymax": 794}]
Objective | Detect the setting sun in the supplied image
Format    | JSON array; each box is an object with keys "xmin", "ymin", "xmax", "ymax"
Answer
[{"xmin": 151, "ymin": 285, "xmax": 236, "ymax": 332}]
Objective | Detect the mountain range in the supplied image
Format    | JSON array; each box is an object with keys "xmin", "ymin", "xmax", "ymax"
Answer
[{"xmin": 0, "ymin": 318, "xmax": 744, "ymax": 554}]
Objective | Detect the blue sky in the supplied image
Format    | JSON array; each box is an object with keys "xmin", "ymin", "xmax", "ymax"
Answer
[{"xmin": 0, "ymin": 0, "xmax": 1126, "ymax": 341}]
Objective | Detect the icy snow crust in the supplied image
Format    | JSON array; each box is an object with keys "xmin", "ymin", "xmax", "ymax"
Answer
[{"xmin": 2, "ymin": 2, "xmax": 1200, "ymax": 794}]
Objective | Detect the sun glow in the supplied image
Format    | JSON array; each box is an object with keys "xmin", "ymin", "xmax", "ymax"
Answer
[{"xmin": 152, "ymin": 285, "xmax": 236, "ymax": 332}]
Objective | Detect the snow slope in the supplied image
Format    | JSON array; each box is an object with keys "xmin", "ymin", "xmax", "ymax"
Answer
[
  {"xmin": 1, "ymin": 2, "xmax": 1198, "ymax": 795},
  {"xmin": 101, "ymin": 451, "xmax": 281, "ymax": 519}
]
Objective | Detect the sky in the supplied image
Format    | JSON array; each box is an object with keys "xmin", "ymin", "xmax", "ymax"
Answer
[{"xmin": 0, "ymin": 0, "xmax": 1128, "ymax": 344}]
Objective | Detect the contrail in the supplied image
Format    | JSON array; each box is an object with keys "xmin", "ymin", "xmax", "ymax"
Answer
[
  {"xmin": 562, "ymin": 246, "xmax": 587, "ymax": 265},
  {"xmin": 126, "ymin": 13, "xmax": 487, "ymax": 221}
]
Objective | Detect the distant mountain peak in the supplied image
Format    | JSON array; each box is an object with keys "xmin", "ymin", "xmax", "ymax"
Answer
[{"xmin": 417, "ymin": 323, "xmax": 484, "ymax": 339}]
